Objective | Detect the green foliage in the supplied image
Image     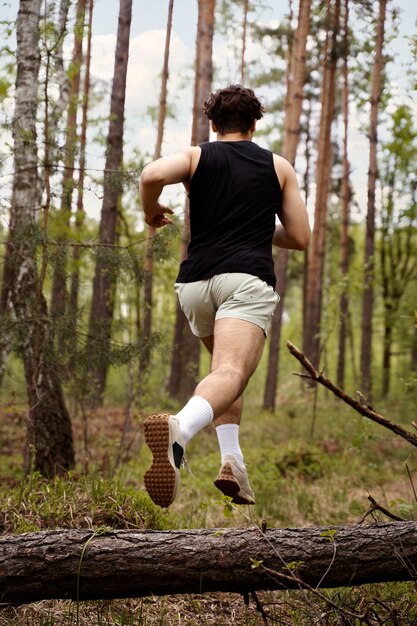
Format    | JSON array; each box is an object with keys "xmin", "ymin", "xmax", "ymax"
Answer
[{"xmin": 0, "ymin": 471, "xmax": 174, "ymax": 534}]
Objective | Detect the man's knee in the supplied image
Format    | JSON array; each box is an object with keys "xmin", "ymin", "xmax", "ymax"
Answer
[{"xmin": 213, "ymin": 363, "xmax": 247, "ymax": 391}]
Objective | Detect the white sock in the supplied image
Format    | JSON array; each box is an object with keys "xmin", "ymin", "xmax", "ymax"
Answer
[
  {"xmin": 216, "ymin": 423, "xmax": 244, "ymax": 468},
  {"xmin": 175, "ymin": 395, "xmax": 214, "ymax": 445}
]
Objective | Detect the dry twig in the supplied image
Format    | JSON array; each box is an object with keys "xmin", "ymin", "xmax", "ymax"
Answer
[{"xmin": 287, "ymin": 341, "xmax": 417, "ymax": 448}]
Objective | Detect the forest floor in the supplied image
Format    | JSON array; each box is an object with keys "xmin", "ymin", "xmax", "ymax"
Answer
[{"xmin": 1, "ymin": 380, "xmax": 417, "ymax": 625}]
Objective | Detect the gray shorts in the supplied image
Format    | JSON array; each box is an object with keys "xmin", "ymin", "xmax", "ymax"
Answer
[{"xmin": 174, "ymin": 273, "xmax": 280, "ymax": 338}]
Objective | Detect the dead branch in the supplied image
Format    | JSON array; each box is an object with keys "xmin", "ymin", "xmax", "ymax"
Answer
[{"xmin": 287, "ymin": 341, "xmax": 417, "ymax": 448}]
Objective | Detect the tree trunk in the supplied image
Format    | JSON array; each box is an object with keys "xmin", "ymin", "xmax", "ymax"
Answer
[
  {"xmin": 263, "ymin": 0, "xmax": 312, "ymax": 410},
  {"xmin": 50, "ymin": 0, "xmax": 87, "ymax": 326},
  {"xmin": 69, "ymin": 0, "xmax": 94, "ymax": 337},
  {"xmin": 360, "ymin": 0, "xmax": 387, "ymax": 398},
  {"xmin": 140, "ymin": 0, "xmax": 174, "ymax": 374},
  {"xmin": 1, "ymin": 522, "xmax": 417, "ymax": 604},
  {"xmin": 336, "ymin": 0, "xmax": 351, "ymax": 390},
  {"xmin": 240, "ymin": 0, "xmax": 249, "ymax": 83},
  {"xmin": 382, "ymin": 314, "xmax": 392, "ymax": 396},
  {"xmin": 47, "ymin": 0, "xmax": 72, "ymax": 165},
  {"xmin": 0, "ymin": 0, "xmax": 73, "ymax": 385},
  {"xmin": 7, "ymin": 0, "xmax": 74, "ymax": 477},
  {"xmin": 167, "ymin": 0, "xmax": 215, "ymax": 402},
  {"xmin": 87, "ymin": 0, "xmax": 133, "ymax": 407},
  {"xmin": 263, "ymin": 248, "xmax": 288, "ymax": 410},
  {"xmin": 303, "ymin": 0, "xmax": 339, "ymax": 369}
]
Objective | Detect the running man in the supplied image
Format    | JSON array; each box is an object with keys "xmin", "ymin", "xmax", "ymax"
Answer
[{"xmin": 139, "ymin": 85, "xmax": 310, "ymax": 507}]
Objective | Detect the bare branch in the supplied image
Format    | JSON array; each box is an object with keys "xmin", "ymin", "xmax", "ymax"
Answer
[{"xmin": 287, "ymin": 341, "xmax": 417, "ymax": 448}]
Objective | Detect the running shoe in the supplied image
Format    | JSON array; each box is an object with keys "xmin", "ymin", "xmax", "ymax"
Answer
[
  {"xmin": 214, "ymin": 455, "xmax": 256, "ymax": 505},
  {"xmin": 143, "ymin": 413, "xmax": 184, "ymax": 507}
]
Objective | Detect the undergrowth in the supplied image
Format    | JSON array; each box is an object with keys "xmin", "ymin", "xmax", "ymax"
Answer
[{"xmin": 0, "ymin": 386, "xmax": 416, "ymax": 624}]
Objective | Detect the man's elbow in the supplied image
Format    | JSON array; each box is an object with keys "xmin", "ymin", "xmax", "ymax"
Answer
[
  {"xmin": 140, "ymin": 163, "xmax": 163, "ymax": 187},
  {"xmin": 292, "ymin": 228, "xmax": 311, "ymax": 250},
  {"xmin": 298, "ymin": 230, "xmax": 311, "ymax": 250}
]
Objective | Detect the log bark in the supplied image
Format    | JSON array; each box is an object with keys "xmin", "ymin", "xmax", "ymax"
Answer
[{"xmin": 1, "ymin": 522, "xmax": 417, "ymax": 605}]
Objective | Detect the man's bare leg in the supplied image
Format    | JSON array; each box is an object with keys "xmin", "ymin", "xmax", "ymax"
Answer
[
  {"xmin": 144, "ymin": 318, "xmax": 264, "ymax": 507},
  {"xmin": 198, "ymin": 318, "xmax": 265, "ymax": 503},
  {"xmin": 195, "ymin": 318, "xmax": 265, "ymax": 418},
  {"xmin": 200, "ymin": 335, "xmax": 243, "ymax": 427}
]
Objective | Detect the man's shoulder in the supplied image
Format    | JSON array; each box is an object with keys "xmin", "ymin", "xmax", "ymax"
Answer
[{"xmin": 272, "ymin": 154, "xmax": 294, "ymax": 174}]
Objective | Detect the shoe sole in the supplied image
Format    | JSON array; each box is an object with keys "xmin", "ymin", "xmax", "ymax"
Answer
[
  {"xmin": 214, "ymin": 463, "xmax": 255, "ymax": 505},
  {"xmin": 144, "ymin": 413, "xmax": 177, "ymax": 508}
]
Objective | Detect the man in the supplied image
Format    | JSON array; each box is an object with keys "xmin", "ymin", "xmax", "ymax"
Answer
[{"xmin": 139, "ymin": 85, "xmax": 310, "ymax": 508}]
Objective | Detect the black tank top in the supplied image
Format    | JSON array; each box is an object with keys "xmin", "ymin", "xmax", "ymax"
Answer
[{"xmin": 176, "ymin": 140, "xmax": 282, "ymax": 288}]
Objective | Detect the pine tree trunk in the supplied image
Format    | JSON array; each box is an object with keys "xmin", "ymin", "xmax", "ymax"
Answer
[
  {"xmin": 2, "ymin": 523, "xmax": 417, "ymax": 604},
  {"xmin": 303, "ymin": 0, "xmax": 339, "ymax": 369},
  {"xmin": 141, "ymin": 0, "xmax": 174, "ymax": 374},
  {"xmin": 8, "ymin": 0, "xmax": 74, "ymax": 477},
  {"xmin": 167, "ymin": 0, "xmax": 215, "ymax": 402},
  {"xmin": 336, "ymin": 0, "xmax": 351, "ymax": 389},
  {"xmin": 263, "ymin": 0, "xmax": 312, "ymax": 410},
  {"xmin": 50, "ymin": 0, "xmax": 87, "ymax": 326},
  {"xmin": 360, "ymin": 0, "xmax": 387, "ymax": 398},
  {"xmin": 87, "ymin": 0, "xmax": 133, "ymax": 407}
]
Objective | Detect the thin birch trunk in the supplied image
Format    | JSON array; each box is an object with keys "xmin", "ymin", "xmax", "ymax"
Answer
[
  {"xmin": 69, "ymin": 0, "xmax": 94, "ymax": 335},
  {"xmin": 360, "ymin": 0, "xmax": 387, "ymax": 398},
  {"xmin": 50, "ymin": 0, "xmax": 86, "ymax": 327},
  {"xmin": 47, "ymin": 0, "xmax": 72, "ymax": 165},
  {"xmin": 8, "ymin": 0, "xmax": 74, "ymax": 477},
  {"xmin": 0, "ymin": 0, "xmax": 72, "ymax": 385},
  {"xmin": 87, "ymin": 0, "xmax": 133, "ymax": 407}
]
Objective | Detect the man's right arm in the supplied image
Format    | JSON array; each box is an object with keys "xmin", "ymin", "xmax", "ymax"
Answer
[
  {"xmin": 139, "ymin": 146, "xmax": 200, "ymax": 228},
  {"xmin": 272, "ymin": 155, "xmax": 311, "ymax": 250}
]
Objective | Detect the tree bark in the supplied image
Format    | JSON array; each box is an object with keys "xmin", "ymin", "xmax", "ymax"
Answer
[
  {"xmin": 303, "ymin": 0, "xmax": 339, "ymax": 369},
  {"xmin": 1, "ymin": 523, "xmax": 417, "ymax": 604},
  {"xmin": 360, "ymin": 0, "xmax": 387, "ymax": 398},
  {"xmin": 69, "ymin": 0, "xmax": 94, "ymax": 339},
  {"xmin": 6, "ymin": 0, "xmax": 74, "ymax": 477},
  {"xmin": 50, "ymin": 0, "xmax": 87, "ymax": 326},
  {"xmin": 167, "ymin": 0, "xmax": 215, "ymax": 402},
  {"xmin": 336, "ymin": 0, "xmax": 351, "ymax": 390},
  {"xmin": 263, "ymin": 0, "xmax": 312, "ymax": 411},
  {"xmin": 87, "ymin": 0, "xmax": 133, "ymax": 406}
]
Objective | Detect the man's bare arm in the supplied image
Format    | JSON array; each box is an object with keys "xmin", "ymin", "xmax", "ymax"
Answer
[
  {"xmin": 272, "ymin": 155, "xmax": 311, "ymax": 250},
  {"xmin": 139, "ymin": 147, "xmax": 199, "ymax": 228}
]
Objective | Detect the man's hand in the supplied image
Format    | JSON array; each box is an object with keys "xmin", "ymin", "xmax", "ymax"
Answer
[{"xmin": 145, "ymin": 204, "xmax": 174, "ymax": 228}]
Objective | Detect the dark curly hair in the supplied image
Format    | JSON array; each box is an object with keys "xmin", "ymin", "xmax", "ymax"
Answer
[{"xmin": 203, "ymin": 85, "xmax": 265, "ymax": 135}]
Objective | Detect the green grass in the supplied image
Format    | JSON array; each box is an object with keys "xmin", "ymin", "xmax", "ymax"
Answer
[{"xmin": 1, "ymin": 381, "xmax": 416, "ymax": 624}]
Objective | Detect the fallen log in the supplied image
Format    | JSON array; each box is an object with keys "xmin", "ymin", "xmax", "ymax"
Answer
[{"xmin": 1, "ymin": 522, "xmax": 417, "ymax": 605}]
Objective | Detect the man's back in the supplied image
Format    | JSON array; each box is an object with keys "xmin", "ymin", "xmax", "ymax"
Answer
[{"xmin": 177, "ymin": 140, "xmax": 282, "ymax": 287}]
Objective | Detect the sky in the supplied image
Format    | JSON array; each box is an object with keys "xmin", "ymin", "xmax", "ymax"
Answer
[{"xmin": 1, "ymin": 0, "xmax": 416, "ymax": 221}]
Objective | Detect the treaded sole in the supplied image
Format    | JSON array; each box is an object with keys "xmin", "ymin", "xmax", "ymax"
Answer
[
  {"xmin": 214, "ymin": 463, "xmax": 255, "ymax": 505},
  {"xmin": 144, "ymin": 413, "xmax": 177, "ymax": 507}
]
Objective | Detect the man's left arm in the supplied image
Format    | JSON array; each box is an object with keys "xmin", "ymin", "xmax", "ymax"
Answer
[
  {"xmin": 272, "ymin": 155, "xmax": 311, "ymax": 250},
  {"xmin": 139, "ymin": 148, "xmax": 194, "ymax": 228}
]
